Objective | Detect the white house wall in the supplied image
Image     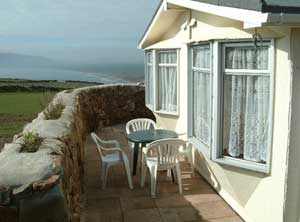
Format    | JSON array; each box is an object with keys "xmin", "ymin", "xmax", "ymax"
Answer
[
  {"xmin": 284, "ymin": 28, "xmax": 300, "ymax": 222},
  {"xmin": 147, "ymin": 9, "xmax": 293, "ymax": 222}
]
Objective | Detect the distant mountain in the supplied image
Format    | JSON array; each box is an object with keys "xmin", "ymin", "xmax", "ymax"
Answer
[
  {"xmin": 65, "ymin": 63, "xmax": 144, "ymax": 81},
  {"xmin": 0, "ymin": 52, "xmax": 144, "ymax": 82},
  {"xmin": 0, "ymin": 53, "xmax": 60, "ymax": 68}
]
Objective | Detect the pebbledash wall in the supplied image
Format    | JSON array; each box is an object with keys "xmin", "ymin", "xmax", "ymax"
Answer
[
  {"xmin": 142, "ymin": 8, "xmax": 300, "ymax": 222},
  {"xmin": 0, "ymin": 84, "xmax": 154, "ymax": 222}
]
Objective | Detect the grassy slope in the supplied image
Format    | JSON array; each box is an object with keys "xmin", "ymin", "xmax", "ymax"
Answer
[
  {"xmin": 0, "ymin": 93, "xmax": 51, "ymax": 147},
  {"xmin": 0, "ymin": 80, "xmax": 99, "ymax": 89},
  {"xmin": 0, "ymin": 79, "xmax": 102, "ymax": 149}
]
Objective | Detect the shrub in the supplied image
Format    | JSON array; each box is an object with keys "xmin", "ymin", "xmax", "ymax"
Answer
[
  {"xmin": 21, "ymin": 131, "xmax": 44, "ymax": 153},
  {"xmin": 44, "ymin": 101, "xmax": 65, "ymax": 120},
  {"xmin": 39, "ymin": 92, "xmax": 54, "ymax": 109}
]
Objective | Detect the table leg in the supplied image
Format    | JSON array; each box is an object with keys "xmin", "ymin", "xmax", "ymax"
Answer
[
  {"xmin": 132, "ymin": 142, "xmax": 139, "ymax": 175},
  {"xmin": 171, "ymin": 169, "xmax": 176, "ymax": 182}
]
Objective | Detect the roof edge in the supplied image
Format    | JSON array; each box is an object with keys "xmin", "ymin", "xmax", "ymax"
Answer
[
  {"xmin": 262, "ymin": 4, "xmax": 300, "ymax": 14},
  {"xmin": 138, "ymin": 0, "xmax": 164, "ymax": 49}
]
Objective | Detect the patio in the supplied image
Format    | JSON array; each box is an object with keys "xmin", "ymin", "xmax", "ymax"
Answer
[{"xmin": 81, "ymin": 124, "xmax": 243, "ymax": 222}]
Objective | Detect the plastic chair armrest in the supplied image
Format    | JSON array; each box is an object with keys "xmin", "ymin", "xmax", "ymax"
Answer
[
  {"xmin": 101, "ymin": 139, "xmax": 120, "ymax": 148},
  {"xmin": 101, "ymin": 147, "xmax": 122, "ymax": 152}
]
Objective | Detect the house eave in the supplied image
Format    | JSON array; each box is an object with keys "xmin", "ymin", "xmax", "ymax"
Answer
[
  {"xmin": 138, "ymin": 0, "xmax": 165, "ymax": 49},
  {"xmin": 138, "ymin": 0, "xmax": 300, "ymax": 49},
  {"xmin": 167, "ymin": 0, "xmax": 269, "ymax": 27}
]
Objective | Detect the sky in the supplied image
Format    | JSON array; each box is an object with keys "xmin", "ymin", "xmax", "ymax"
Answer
[{"xmin": 0, "ymin": 0, "xmax": 159, "ymax": 65}]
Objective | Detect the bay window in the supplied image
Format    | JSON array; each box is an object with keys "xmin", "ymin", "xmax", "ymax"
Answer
[{"xmin": 189, "ymin": 40, "xmax": 274, "ymax": 173}]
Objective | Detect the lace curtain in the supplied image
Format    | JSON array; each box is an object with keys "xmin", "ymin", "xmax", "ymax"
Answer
[
  {"xmin": 145, "ymin": 52, "xmax": 154, "ymax": 107},
  {"xmin": 192, "ymin": 46, "xmax": 211, "ymax": 145},
  {"xmin": 158, "ymin": 51, "xmax": 177, "ymax": 113},
  {"xmin": 223, "ymin": 47, "xmax": 270, "ymax": 163},
  {"xmin": 193, "ymin": 46, "xmax": 210, "ymax": 68}
]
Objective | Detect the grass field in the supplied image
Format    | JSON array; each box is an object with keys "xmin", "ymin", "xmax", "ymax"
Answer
[
  {"xmin": 0, "ymin": 79, "xmax": 102, "ymax": 92},
  {"xmin": 0, "ymin": 79, "xmax": 100, "ymax": 89},
  {"xmin": 0, "ymin": 92, "xmax": 53, "ymax": 148},
  {"xmin": 0, "ymin": 79, "xmax": 101, "ymax": 149}
]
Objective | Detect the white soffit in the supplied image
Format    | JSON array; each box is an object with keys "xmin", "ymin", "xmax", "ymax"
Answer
[
  {"xmin": 139, "ymin": 0, "xmax": 300, "ymax": 49},
  {"xmin": 138, "ymin": 1, "xmax": 185, "ymax": 49},
  {"xmin": 138, "ymin": 2, "xmax": 164, "ymax": 49},
  {"xmin": 167, "ymin": 0, "xmax": 269, "ymax": 28},
  {"xmin": 168, "ymin": 0, "xmax": 300, "ymax": 26},
  {"xmin": 145, "ymin": 38, "xmax": 183, "ymax": 50},
  {"xmin": 138, "ymin": 0, "xmax": 268, "ymax": 49}
]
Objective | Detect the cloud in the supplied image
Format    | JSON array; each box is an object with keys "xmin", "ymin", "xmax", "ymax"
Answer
[{"xmin": 0, "ymin": 0, "xmax": 159, "ymax": 64}]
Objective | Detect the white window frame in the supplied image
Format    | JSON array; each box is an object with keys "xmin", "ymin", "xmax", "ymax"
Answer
[
  {"xmin": 145, "ymin": 50, "xmax": 155, "ymax": 110},
  {"xmin": 154, "ymin": 49, "xmax": 180, "ymax": 116},
  {"xmin": 188, "ymin": 42, "xmax": 213, "ymax": 158},
  {"xmin": 211, "ymin": 39, "xmax": 275, "ymax": 174}
]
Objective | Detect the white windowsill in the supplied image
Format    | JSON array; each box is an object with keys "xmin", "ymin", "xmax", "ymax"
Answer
[
  {"xmin": 188, "ymin": 137, "xmax": 210, "ymax": 158},
  {"xmin": 154, "ymin": 110, "xmax": 179, "ymax": 117},
  {"xmin": 146, "ymin": 104, "xmax": 154, "ymax": 111},
  {"xmin": 214, "ymin": 157, "xmax": 269, "ymax": 174}
]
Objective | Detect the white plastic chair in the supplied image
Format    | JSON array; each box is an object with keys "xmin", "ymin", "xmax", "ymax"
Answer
[
  {"xmin": 141, "ymin": 138, "xmax": 186, "ymax": 197},
  {"xmin": 168, "ymin": 131, "xmax": 195, "ymax": 177},
  {"xmin": 91, "ymin": 133, "xmax": 133, "ymax": 189},
  {"xmin": 126, "ymin": 118, "xmax": 156, "ymax": 170}
]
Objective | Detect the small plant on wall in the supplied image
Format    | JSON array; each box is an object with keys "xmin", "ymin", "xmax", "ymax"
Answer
[
  {"xmin": 44, "ymin": 100, "xmax": 65, "ymax": 120},
  {"xmin": 20, "ymin": 131, "xmax": 44, "ymax": 153}
]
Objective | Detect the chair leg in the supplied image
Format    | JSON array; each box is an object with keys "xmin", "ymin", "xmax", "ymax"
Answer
[
  {"xmin": 141, "ymin": 154, "xmax": 147, "ymax": 187},
  {"xmin": 172, "ymin": 167, "xmax": 177, "ymax": 183},
  {"xmin": 150, "ymin": 165, "xmax": 158, "ymax": 197},
  {"xmin": 122, "ymin": 153, "xmax": 134, "ymax": 189},
  {"xmin": 190, "ymin": 147, "xmax": 195, "ymax": 177},
  {"xmin": 167, "ymin": 169, "xmax": 171, "ymax": 178},
  {"xmin": 102, "ymin": 162, "xmax": 108, "ymax": 189},
  {"xmin": 175, "ymin": 162, "xmax": 182, "ymax": 195},
  {"xmin": 129, "ymin": 143, "xmax": 134, "ymax": 173}
]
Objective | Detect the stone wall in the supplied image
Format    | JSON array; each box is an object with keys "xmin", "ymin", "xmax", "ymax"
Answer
[{"xmin": 0, "ymin": 84, "xmax": 154, "ymax": 222}]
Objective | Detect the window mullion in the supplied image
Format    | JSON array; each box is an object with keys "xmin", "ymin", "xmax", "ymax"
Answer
[
  {"xmin": 212, "ymin": 41, "xmax": 221, "ymax": 160},
  {"xmin": 153, "ymin": 50, "xmax": 157, "ymax": 111}
]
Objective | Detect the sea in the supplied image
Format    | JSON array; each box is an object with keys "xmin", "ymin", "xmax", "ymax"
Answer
[{"xmin": 0, "ymin": 67, "xmax": 144, "ymax": 84}]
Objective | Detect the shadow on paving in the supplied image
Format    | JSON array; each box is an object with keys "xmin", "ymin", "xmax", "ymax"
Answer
[{"xmin": 81, "ymin": 124, "xmax": 244, "ymax": 222}]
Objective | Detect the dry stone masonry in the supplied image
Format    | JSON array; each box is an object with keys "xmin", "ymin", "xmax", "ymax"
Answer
[{"xmin": 0, "ymin": 84, "xmax": 154, "ymax": 222}]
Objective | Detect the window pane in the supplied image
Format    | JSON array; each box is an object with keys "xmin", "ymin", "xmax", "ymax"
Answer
[
  {"xmin": 193, "ymin": 46, "xmax": 210, "ymax": 68},
  {"xmin": 159, "ymin": 51, "xmax": 177, "ymax": 64},
  {"xmin": 193, "ymin": 71, "xmax": 211, "ymax": 145},
  {"xmin": 222, "ymin": 75, "xmax": 270, "ymax": 163},
  {"xmin": 158, "ymin": 66, "xmax": 177, "ymax": 112},
  {"xmin": 225, "ymin": 46, "xmax": 268, "ymax": 70}
]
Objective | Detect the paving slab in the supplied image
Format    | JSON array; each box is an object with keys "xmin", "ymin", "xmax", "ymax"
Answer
[{"xmin": 81, "ymin": 124, "xmax": 243, "ymax": 222}]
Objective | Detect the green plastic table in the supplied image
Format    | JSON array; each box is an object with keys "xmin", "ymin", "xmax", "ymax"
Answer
[{"xmin": 127, "ymin": 129, "xmax": 178, "ymax": 175}]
